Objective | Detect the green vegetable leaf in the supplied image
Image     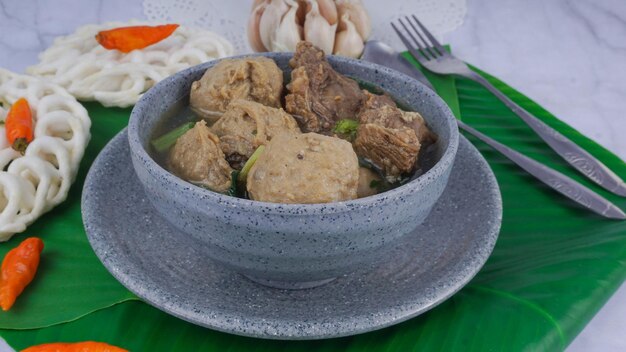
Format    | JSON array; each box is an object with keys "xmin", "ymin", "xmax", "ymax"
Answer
[
  {"xmin": 227, "ymin": 170, "xmax": 240, "ymax": 197},
  {"xmin": 369, "ymin": 179, "xmax": 391, "ymax": 193},
  {"xmin": 333, "ymin": 119, "xmax": 359, "ymax": 140},
  {"xmin": 150, "ymin": 121, "xmax": 195, "ymax": 153},
  {"xmin": 238, "ymin": 145, "xmax": 265, "ymax": 183}
]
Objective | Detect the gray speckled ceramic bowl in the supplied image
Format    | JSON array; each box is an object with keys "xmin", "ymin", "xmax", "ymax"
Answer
[{"xmin": 127, "ymin": 53, "xmax": 459, "ymax": 288}]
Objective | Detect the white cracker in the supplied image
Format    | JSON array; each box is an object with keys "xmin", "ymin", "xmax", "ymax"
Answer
[
  {"xmin": 0, "ymin": 69, "xmax": 91, "ymax": 241},
  {"xmin": 27, "ymin": 21, "xmax": 234, "ymax": 108}
]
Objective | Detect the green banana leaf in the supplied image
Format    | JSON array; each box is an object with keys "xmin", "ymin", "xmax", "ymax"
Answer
[
  {"xmin": 3, "ymin": 60, "xmax": 626, "ymax": 351},
  {"xmin": 0, "ymin": 104, "xmax": 136, "ymax": 329}
]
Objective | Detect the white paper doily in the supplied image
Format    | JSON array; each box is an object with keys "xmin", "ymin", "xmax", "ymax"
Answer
[
  {"xmin": 364, "ymin": 0, "xmax": 467, "ymax": 50},
  {"xmin": 0, "ymin": 69, "xmax": 91, "ymax": 241},
  {"xmin": 143, "ymin": 1, "xmax": 251, "ymax": 54},
  {"xmin": 143, "ymin": 0, "xmax": 467, "ymax": 54}
]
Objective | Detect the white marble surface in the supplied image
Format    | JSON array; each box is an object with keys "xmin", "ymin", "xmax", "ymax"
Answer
[{"xmin": 0, "ymin": 0, "xmax": 625, "ymax": 350}]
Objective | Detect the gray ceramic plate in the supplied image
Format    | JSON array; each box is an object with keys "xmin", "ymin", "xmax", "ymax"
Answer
[{"xmin": 82, "ymin": 130, "xmax": 502, "ymax": 340}]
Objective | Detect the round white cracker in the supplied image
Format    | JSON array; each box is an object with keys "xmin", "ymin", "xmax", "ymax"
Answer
[
  {"xmin": 27, "ymin": 21, "xmax": 235, "ymax": 108},
  {"xmin": 0, "ymin": 68, "xmax": 91, "ymax": 241}
]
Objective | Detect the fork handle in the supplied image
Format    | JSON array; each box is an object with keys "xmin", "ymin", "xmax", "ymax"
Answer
[{"xmin": 464, "ymin": 71, "xmax": 626, "ymax": 197}]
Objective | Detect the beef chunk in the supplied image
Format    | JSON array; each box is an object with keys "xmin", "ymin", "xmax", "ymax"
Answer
[
  {"xmin": 285, "ymin": 41, "xmax": 364, "ymax": 133},
  {"xmin": 353, "ymin": 123, "xmax": 421, "ymax": 182},
  {"xmin": 358, "ymin": 91, "xmax": 436, "ymax": 146},
  {"xmin": 360, "ymin": 90, "xmax": 396, "ymax": 110},
  {"xmin": 352, "ymin": 91, "xmax": 437, "ymax": 181},
  {"xmin": 400, "ymin": 110, "xmax": 437, "ymax": 146}
]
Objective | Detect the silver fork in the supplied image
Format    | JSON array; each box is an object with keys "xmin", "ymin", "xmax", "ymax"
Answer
[{"xmin": 392, "ymin": 15, "xmax": 626, "ymax": 197}]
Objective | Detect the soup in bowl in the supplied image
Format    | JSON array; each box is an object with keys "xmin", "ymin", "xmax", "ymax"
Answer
[{"xmin": 128, "ymin": 43, "xmax": 459, "ymax": 289}]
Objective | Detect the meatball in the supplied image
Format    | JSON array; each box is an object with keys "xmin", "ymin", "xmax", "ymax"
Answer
[
  {"xmin": 168, "ymin": 121, "xmax": 233, "ymax": 193},
  {"xmin": 211, "ymin": 100, "xmax": 301, "ymax": 169},
  {"xmin": 189, "ymin": 57, "xmax": 283, "ymax": 124},
  {"xmin": 247, "ymin": 133, "xmax": 359, "ymax": 204},
  {"xmin": 357, "ymin": 167, "xmax": 382, "ymax": 198}
]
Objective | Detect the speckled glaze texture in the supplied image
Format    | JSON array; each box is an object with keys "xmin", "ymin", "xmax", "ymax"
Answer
[
  {"xmin": 82, "ymin": 133, "xmax": 501, "ymax": 339},
  {"xmin": 127, "ymin": 53, "xmax": 459, "ymax": 286}
]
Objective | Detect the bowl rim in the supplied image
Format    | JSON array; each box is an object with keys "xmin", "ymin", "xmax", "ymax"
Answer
[{"xmin": 127, "ymin": 52, "xmax": 459, "ymax": 214}]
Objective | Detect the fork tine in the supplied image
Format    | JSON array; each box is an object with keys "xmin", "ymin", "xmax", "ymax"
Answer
[
  {"xmin": 391, "ymin": 22, "xmax": 431, "ymax": 61},
  {"xmin": 402, "ymin": 16, "xmax": 439, "ymax": 58},
  {"xmin": 397, "ymin": 18, "xmax": 435, "ymax": 60},
  {"xmin": 411, "ymin": 15, "xmax": 446, "ymax": 55}
]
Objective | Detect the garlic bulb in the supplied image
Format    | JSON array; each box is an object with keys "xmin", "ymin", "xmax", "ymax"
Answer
[
  {"xmin": 334, "ymin": 14, "xmax": 364, "ymax": 58},
  {"xmin": 248, "ymin": 0, "xmax": 371, "ymax": 58}
]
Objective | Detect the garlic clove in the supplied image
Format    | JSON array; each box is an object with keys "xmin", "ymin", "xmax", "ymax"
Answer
[
  {"xmin": 334, "ymin": 13, "xmax": 365, "ymax": 58},
  {"xmin": 336, "ymin": 0, "xmax": 371, "ymax": 39},
  {"xmin": 304, "ymin": 0, "xmax": 337, "ymax": 54},
  {"xmin": 272, "ymin": 0, "xmax": 303, "ymax": 52},
  {"xmin": 248, "ymin": 1, "xmax": 269, "ymax": 52},
  {"xmin": 259, "ymin": 0, "xmax": 289, "ymax": 52},
  {"xmin": 316, "ymin": 0, "xmax": 338, "ymax": 25}
]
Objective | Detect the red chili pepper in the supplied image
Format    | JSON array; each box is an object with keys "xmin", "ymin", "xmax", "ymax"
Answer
[
  {"xmin": 21, "ymin": 341, "xmax": 127, "ymax": 352},
  {"xmin": 95, "ymin": 24, "xmax": 179, "ymax": 53},
  {"xmin": 0, "ymin": 237, "xmax": 44, "ymax": 311},
  {"xmin": 5, "ymin": 97, "xmax": 34, "ymax": 154}
]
